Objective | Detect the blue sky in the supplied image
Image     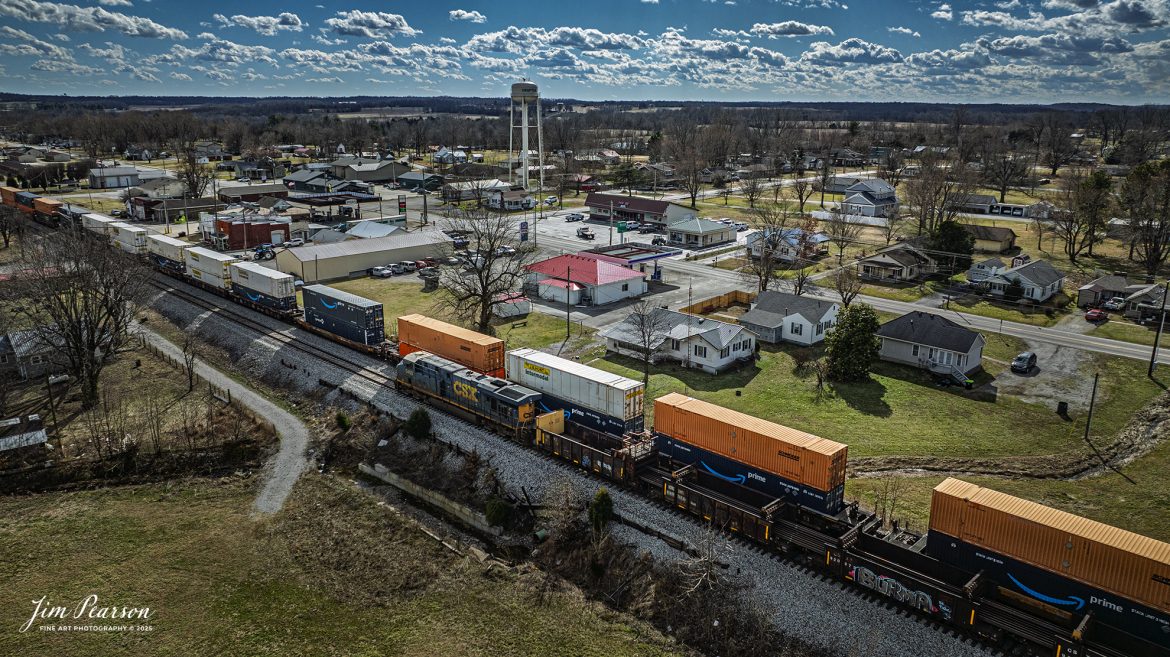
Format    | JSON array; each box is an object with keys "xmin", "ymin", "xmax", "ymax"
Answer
[{"xmin": 0, "ymin": 0, "xmax": 1168, "ymax": 102}]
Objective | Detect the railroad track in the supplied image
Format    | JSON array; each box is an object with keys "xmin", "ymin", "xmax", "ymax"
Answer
[{"xmin": 147, "ymin": 275, "xmax": 394, "ymax": 389}]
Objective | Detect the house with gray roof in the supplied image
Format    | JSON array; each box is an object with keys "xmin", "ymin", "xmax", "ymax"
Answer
[
  {"xmin": 88, "ymin": 166, "xmax": 140, "ymax": 189},
  {"xmin": 960, "ymin": 223, "xmax": 1017, "ymax": 253},
  {"xmin": 856, "ymin": 243, "xmax": 935, "ymax": 282},
  {"xmin": 0, "ymin": 415, "xmax": 48, "ymax": 456},
  {"xmin": 1123, "ymin": 283, "xmax": 1167, "ymax": 322},
  {"xmin": 876, "ymin": 311, "xmax": 985, "ymax": 376},
  {"xmin": 1077, "ymin": 274, "xmax": 1130, "ymax": 308},
  {"xmin": 840, "ymin": 179, "xmax": 898, "ymax": 218},
  {"xmin": 948, "ymin": 194, "xmax": 999, "ymax": 214},
  {"xmin": 739, "ymin": 291, "xmax": 839, "ymax": 345},
  {"xmin": 666, "ymin": 217, "xmax": 736, "ymax": 249},
  {"xmin": 985, "ymin": 259, "xmax": 1066, "ymax": 302},
  {"xmin": 1, "ymin": 330, "xmax": 65, "ymax": 381},
  {"xmin": 599, "ymin": 308, "xmax": 756, "ymax": 374}
]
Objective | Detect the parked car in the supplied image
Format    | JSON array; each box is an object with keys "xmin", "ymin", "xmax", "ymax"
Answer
[
  {"xmin": 565, "ymin": 213, "xmax": 585, "ymax": 222},
  {"xmin": 389, "ymin": 263, "xmax": 408, "ymax": 275},
  {"xmin": 544, "ymin": 196, "xmax": 558, "ymax": 206},
  {"xmin": 1010, "ymin": 351, "xmax": 1037, "ymax": 374},
  {"xmin": 1102, "ymin": 296, "xmax": 1126, "ymax": 311},
  {"xmin": 734, "ymin": 222, "xmax": 750, "ymax": 232},
  {"xmin": 399, "ymin": 261, "xmax": 417, "ymax": 273},
  {"xmin": 576, "ymin": 226, "xmax": 595, "ymax": 240},
  {"xmin": 441, "ymin": 256, "xmax": 461, "ymax": 266},
  {"xmin": 237, "ymin": 177, "xmax": 250, "ymax": 183},
  {"xmin": 494, "ymin": 245, "xmax": 517, "ymax": 257},
  {"xmin": 370, "ymin": 266, "xmax": 393, "ymax": 278},
  {"xmin": 1085, "ymin": 309, "xmax": 1108, "ymax": 322},
  {"xmin": 638, "ymin": 225, "xmax": 657, "ymax": 234},
  {"xmin": 624, "ymin": 221, "xmax": 642, "ymax": 231},
  {"xmin": 651, "ymin": 236, "xmax": 667, "ymax": 246},
  {"xmin": 285, "ymin": 238, "xmax": 305, "ymax": 247}
]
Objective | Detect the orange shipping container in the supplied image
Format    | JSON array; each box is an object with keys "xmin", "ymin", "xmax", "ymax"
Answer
[
  {"xmin": 653, "ymin": 393, "xmax": 847, "ymax": 493},
  {"xmin": 929, "ymin": 478, "xmax": 1170, "ymax": 614},
  {"xmin": 0, "ymin": 186, "xmax": 17, "ymax": 206},
  {"xmin": 34, "ymin": 197, "xmax": 62, "ymax": 214},
  {"xmin": 397, "ymin": 314, "xmax": 505, "ymax": 378}
]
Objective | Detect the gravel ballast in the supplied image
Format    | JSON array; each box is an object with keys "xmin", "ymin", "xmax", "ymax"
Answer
[{"xmin": 147, "ymin": 282, "xmax": 994, "ymax": 657}]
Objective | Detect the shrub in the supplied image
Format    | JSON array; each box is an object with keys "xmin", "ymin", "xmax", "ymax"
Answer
[
  {"xmin": 589, "ymin": 487, "xmax": 614, "ymax": 533},
  {"xmin": 404, "ymin": 408, "xmax": 432, "ymax": 440},
  {"xmin": 335, "ymin": 411, "xmax": 351, "ymax": 432},
  {"xmin": 485, "ymin": 496, "xmax": 512, "ymax": 527}
]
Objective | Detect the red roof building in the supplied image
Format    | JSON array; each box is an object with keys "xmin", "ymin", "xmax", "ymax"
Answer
[{"xmin": 525, "ymin": 253, "xmax": 647, "ymax": 306}]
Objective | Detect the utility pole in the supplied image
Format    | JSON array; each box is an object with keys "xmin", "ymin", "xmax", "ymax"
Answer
[
  {"xmin": 565, "ymin": 265, "xmax": 572, "ymax": 340},
  {"xmin": 1148, "ymin": 281, "xmax": 1169, "ymax": 378}
]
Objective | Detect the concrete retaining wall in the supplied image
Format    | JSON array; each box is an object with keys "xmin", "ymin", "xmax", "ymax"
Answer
[{"xmin": 359, "ymin": 462, "xmax": 502, "ymax": 536}]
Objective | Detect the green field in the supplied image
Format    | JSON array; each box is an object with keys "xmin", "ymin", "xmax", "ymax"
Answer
[
  {"xmin": 318, "ymin": 276, "xmax": 595, "ymax": 350},
  {"xmin": 589, "ymin": 337, "xmax": 1160, "ymax": 461},
  {"xmin": 0, "ymin": 476, "xmax": 678, "ymax": 657}
]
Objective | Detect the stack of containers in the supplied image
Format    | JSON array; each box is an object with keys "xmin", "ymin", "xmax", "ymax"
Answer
[
  {"xmin": 505, "ymin": 347, "xmax": 644, "ymax": 436},
  {"xmin": 302, "ymin": 284, "xmax": 386, "ymax": 346},
  {"xmin": 146, "ymin": 234, "xmax": 192, "ymax": 273},
  {"xmin": 228, "ymin": 261, "xmax": 296, "ymax": 311},
  {"xmin": 82, "ymin": 213, "xmax": 117, "ymax": 235},
  {"xmin": 184, "ymin": 246, "xmax": 238, "ymax": 289},
  {"xmin": 652, "ymin": 393, "xmax": 848, "ymax": 515},
  {"xmin": 397, "ymin": 314, "xmax": 506, "ymax": 378},
  {"xmin": 0, "ymin": 186, "xmax": 18, "ymax": 206},
  {"xmin": 33, "ymin": 197, "xmax": 62, "ymax": 217},
  {"xmin": 108, "ymin": 222, "xmax": 147, "ymax": 254},
  {"xmin": 927, "ymin": 478, "xmax": 1170, "ymax": 644},
  {"xmin": 13, "ymin": 191, "xmax": 38, "ymax": 212}
]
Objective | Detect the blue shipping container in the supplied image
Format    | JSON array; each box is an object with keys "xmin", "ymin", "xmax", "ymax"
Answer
[
  {"xmin": 305, "ymin": 307, "xmax": 385, "ymax": 346},
  {"xmin": 654, "ymin": 434, "xmax": 844, "ymax": 516},
  {"xmin": 150, "ymin": 254, "xmax": 186, "ymax": 274},
  {"xmin": 231, "ymin": 284, "xmax": 296, "ymax": 311},
  {"xmin": 302, "ymin": 284, "xmax": 383, "ymax": 330},
  {"xmin": 536, "ymin": 392, "xmax": 643, "ymax": 437},
  {"xmin": 928, "ymin": 531, "xmax": 1170, "ymax": 647}
]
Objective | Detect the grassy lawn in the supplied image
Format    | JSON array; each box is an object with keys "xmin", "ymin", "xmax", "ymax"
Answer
[
  {"xmin": 847, "ymin": 433, "xmax": 1170, "ymax": 542},
  {"xmin": 589, "ymin": 341, "xmax": 1160, "ymax": 461},
  {"xmin": 318, "ymin": 276, "xmax": 594, "ymax": 350},
  {"xmin": 1087, "ymin": 319, "xmax": 1163, "ymax": 347},
  {"xmin": 55, "ymin": 195, "xmax": 124, "ymax": 215},
  {"xmin": 859, "ymin": 281, "xmax": 931, "ymax": 302},
  {"xmin": 0, "ymin": 476, "xmax": 677, "ymax": 657},
  {"xmin": 945, "ymin": 295, "xmax": 1068, "ymax": 327}
]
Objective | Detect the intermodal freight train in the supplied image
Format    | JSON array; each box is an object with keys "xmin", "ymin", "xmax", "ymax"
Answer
[{"xmin": 10, "ymin": 192, "xmax": 1170, "ymax": 657}]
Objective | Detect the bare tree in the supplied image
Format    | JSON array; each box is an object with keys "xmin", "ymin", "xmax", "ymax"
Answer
[
  {"xmin": 436, "ymin": 209, "xmax": 534, "ymax": 335},
  {"xmin": 0, "ymin": 205, "xmax": 20, "ymax": 249},
  {"xmin": 981, "ymin": 140, "xmax": 1029, "ymax": 203},
  {"xmin": 817, "ymin": 157, "xmax": 834, "ymax": 208},
  {"xmin": 1122, "ymin": 160, "xmax": 1170, "ymax": 277},
  {"xmin": 823, "ymin": 207, "xmax": 864, "ymax": 265},
  {"xmin": 788, "ymin": 215, "xmax": 821, "ymax": 297},
  {"xmin": 741, "ymin": 205, "xmax": 794, "ymax": 293},
  {"xmin": 668, "ymin": 121, "xmax": 709, "ymax": 210},
  {"xmin": 880, "ymin": 150, "xmax": 908, "ymax": 190},
  {"xmin": 625, "ymin": 300, "xmax": 672, "ymax": 386},
  {"xmin": 903, "ymin": 155, "xmax": 976, "ymax": 235},
  {"xmin": 676, "ymin": 527, "xmax": 731, "ymax": 596},
  {"xmin": 1039, "ymin": 113, "xmax": 1076, "ymax": 176},
  {"xmin": 879, "ymin": 207, "xmax": 906, "ymax": 246},
  {"xmin": 0, "ymin": 227, "xmax": 147, "ymax": 408},
  {"xmin": 832, "ymin": 267, "xmax": 863, "ymax": 308},
  {"xmin": 740, "ymin": 174, "xmax": 764, "ymax": 209},
  {"xmin": 789, "ymin": 167, "xmax": 815, "ymax": 215},
  {"xmin": 182, "ymin": 333, "xmax": 200, "ymax": 393},
  {"xmin": 175, "ymin": 147, "xmax": 212, "ymax": 199}
]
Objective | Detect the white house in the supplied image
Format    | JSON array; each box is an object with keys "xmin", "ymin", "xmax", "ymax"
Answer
[
  {"xmin": 666, "ymin": 217, "xmax": 736, "ymax": 249},
  {"xmin": 840, "ymin": 179, "xmax": 898, "ymax": 218},
  {"xmin": 746, "ymin": 227, "xmax": 831, "ymax": 264},
  {"xmin": 485, "ymin": 189, "xmax": 537, "ymax": 211},
  {"xmin": 600, "ymin": 309, "xmax": 756, "ymax": 374},
  {"xmin": 525, "ymin": 253, "xmax": 647, "ymax": 306},
  {"xmin": 984, "ymin": 259, "xmax": 1066, "ymax": 302},
  {"xmin": 876, "ymin": 311, "xmax": 985, "ymax": 376},
  {"xmin": 856, "ymin": 243, "xmax": 936, "ymax": 281},
  {"xmin": 738, "ymin": 291, "xmax": 839, "ymax": 346}
]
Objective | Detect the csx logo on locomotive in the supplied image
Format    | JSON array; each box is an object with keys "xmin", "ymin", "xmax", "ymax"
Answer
[{"xmin": 452, "ymin": 380, "xmax": 479, "ymax": 402}]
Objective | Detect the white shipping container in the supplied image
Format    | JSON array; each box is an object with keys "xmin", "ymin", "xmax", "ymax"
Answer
[
  {"xmin": 82, "ymin": 213, "xmax": 116, "ymax": 235},
  {"xmin": 185, "ymin": 246, "xmax": 238, "ymax": 289},
  {"xmin": 506, "ymin": 348, "xmax": 644, "ymax": 422},
  {"xmin": 229, "ymin": 262, "xmax": 295, "ymax": 299},
  {"xmin": 108, "ymin": 222, "xmax": 147, "ymax": 253},
  {"xmin": 146, "ymin": 234, "xmax": 192, "ymax": 263}
]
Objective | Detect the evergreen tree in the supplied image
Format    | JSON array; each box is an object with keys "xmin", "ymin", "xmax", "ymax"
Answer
[
  {"xmin": 404, "ymin": 408, "xmax": 432, "ymax": 439},
  {"xmin": 928, "ymin": 220, "xmax": 976, "ymax": 274},
  {"xmin": 824, "ymin": 304, "xmax": 881, "ymax": 382},
  {"xmin": 589, "ymin": 487, "xmax": 614, "ymax": 534}
]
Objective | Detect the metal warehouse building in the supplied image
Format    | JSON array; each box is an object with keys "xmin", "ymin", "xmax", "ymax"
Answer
[{"xmin": 275, "ymin": 231, "xmax": 453, "ymax": 282}]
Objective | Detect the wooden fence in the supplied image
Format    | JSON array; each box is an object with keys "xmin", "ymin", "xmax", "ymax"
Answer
[{"xmin": 680, "ymin": 290, "xmax": 757, "ymax": 315}]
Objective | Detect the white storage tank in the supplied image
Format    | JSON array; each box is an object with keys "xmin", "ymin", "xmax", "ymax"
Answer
[
  {"xmin": 229, "ymin": 262, "xmax": 296, "ymax": 311},
  {"xmin": 185, "ymin": 246, "xmax": 238, "ymax": 289},
  {"xmin": 108, "ymin": 222, "xmax": 147, "ymax": 254},
  {"xmin": 506, "ymin": 347, "xmax": 644, "ymax": 436},
  {"xmin": 146, "ymin": 234, "xmax": 192, "ymax": 271},
  {"xmin": 82, "ymin": 213, "xmax": 117, "ymax": 235}
]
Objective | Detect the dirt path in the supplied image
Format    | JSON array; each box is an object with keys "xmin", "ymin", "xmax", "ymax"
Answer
[{"xmin": 135, "ymin": 325, "xmax": 310, "ymax": 515}]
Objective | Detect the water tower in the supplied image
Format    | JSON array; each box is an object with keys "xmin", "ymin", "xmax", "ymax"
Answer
[{"xmin": 508, "ymin": 81, "xmax": 543, "ymax": 191}]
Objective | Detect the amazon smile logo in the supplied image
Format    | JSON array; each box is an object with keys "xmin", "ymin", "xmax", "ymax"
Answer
[{"xmin": 1007, "ymin": 573, "xmax": 1084, "ymax": 610}]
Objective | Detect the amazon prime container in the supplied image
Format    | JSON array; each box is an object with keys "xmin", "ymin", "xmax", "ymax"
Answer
[
  {"xmin": 146, "ymin": 234, "xmax": 192, "ymax": 272},
  {"xmin": 82, "ymin": 212, "xmax": 117, "ymax": 235},
  {"xmin": 229, "ymin": 261, "xmax": 296, "ymax": 311},
  {"xmin": 506, "ymin": 347, "xmax": 644, "ymax": 435},
  {"xmin": 108, "ymin": 222, "xmax": 147, "ymax": 254},
  {"xmin": 302, "ymin": 284, "xmax": 385, "ymax": 345},
  {"xmin": 185, "ymin": 246, "xmax": 238, "ymax": 289}
]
